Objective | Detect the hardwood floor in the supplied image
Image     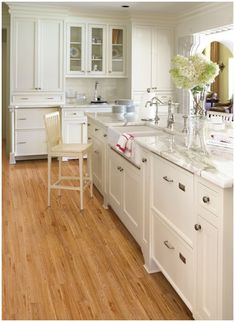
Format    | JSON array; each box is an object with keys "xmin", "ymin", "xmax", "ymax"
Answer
[{"xmin": 2, "ymin": 145, "xmax": 192, "ymax": 320}]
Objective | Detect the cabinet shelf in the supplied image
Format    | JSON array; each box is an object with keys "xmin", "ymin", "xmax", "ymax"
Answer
[
  {"xmin": 112, "ymin": 44, "xmax": 123, "ymax": 46},
  {"xmin": 71, "ymin": 42, "xmax": 81, "ymax": 45},
  {"xmin": 92, "ymin": 58, "xmax": 102, "ymax": 61},
  {"xmin": 70, "ymin": 58, "xmax": 81, "ymax": 61},
  {"xmin": 112, "ymin": 58, "xmax": 123, "ymax": 62}
]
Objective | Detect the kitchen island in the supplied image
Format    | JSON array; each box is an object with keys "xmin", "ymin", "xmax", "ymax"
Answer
[{"xmin": 88, "ymin": 111, "xmax": 233, "ymax": 320}]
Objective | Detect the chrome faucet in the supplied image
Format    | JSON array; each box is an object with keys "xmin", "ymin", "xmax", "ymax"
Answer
[
  {"xmin": 167, "ymin": 99, "xmax": 175, "ymax": 130},
  {"xmin": 94, "ymin": 81, "xmax": 99, "ymax": 101},
  {"xmin": 145, "ymin": 96, "xmax": 164, "ymax": 124}
]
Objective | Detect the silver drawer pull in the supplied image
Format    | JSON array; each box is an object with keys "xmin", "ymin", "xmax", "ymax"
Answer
[
  {"xmin": 179, "ymin": 252, "xmax": 186, "ymax": 264},
  {"xmin": 117, "ymin": 166, "xmax": 122, "ymax": 170},
  {"xmin": 73, "ymin": 113, "xmax": 77, "ymax": 115},
  {"xmin": 163, "ymin": 176, "xmax": 173, "ymax": 183},
  {"xmin": 142, "ymin": 158, "xmax": 147, "ymax": 163},
  {"xmin": 18, "ymin": 141, "xmax": 27, "ymax": 144},
  {"xmin": 178, "ymin": 182, "xmax": 185, "ymax": 191},
  {"xmin": 202, "ymin": 196, "xmax": 210, "ymax": 203},
  {"xmin": 95, "ymin": 128, "xmax": 99, "ymax": 131},
  {"xmin": 119, "ymin": 168, "xmax": 124, "ymax": 172},
  {"xmin": 103, "ymin": 134, "xmax": 107, "ymax": 137},
  {"xmin": 20, "ymin": 98, "xmax": 29, "ymax": 100},
  {"xmin": 47, "ymin": 97, "xmax": 54, "ymax": 100},
  {"xmin": 18, "ymin": 118, "xmax": 27, "ymax": 120},
  {"xmin": 94, "ymin": 150, "xmax": 99, "ymax": 154},
  {"xmin": 163, "ymin": 240, "xmax": 175, "ymax": 250}
]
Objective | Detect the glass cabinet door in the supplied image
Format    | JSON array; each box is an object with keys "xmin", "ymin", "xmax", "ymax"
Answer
[
  {"xmin": 109, "ymin": 27, "xmax": 125, "ymax": 75},
  {"xmin": 68, "ymin": 25, "xmax": 84, "ymax": 74},
  {"xmin": 88, "ymin": 25, "xmax": 106, "ymax": 74}
]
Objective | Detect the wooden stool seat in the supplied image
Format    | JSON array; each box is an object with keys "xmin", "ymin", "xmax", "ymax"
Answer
[{"xmin": 44, "ymin": 111, "xmax": 93, "ymax": 210}]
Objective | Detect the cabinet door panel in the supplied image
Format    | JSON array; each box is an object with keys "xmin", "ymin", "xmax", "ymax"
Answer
[
  {"xmin": 92, "ymin": 137, "xmax": 103, "ymax": 193},
  {"xmin": 108, "ymin": 149, "xmax": 122, "ymax": 213},
  {"xmin": 122, "ymin": 162, "xmax": 141, "ymax": 243},
  {"xmin": 195, "ymin": 216, "xmax": 218, "ymax": 320},
  {"xmin": 40, "ymin": 20, "xmax": 63, "ymax": 91},
  {"xmin": 132, "ymin": 26, "xmax": 152, "ymax": 91},
  {"xmin": 63, "ymin": 121, "xmax": 87, "ymax": 144},
  {"xmin": 153, "ymin": 28, "xmax": 173, "ymax": 90},
  {"xmin": 13, "ymin": 19, "xmax": 36, "ymax": 91},
  {"xmin": 15, "ymin": 129, "xmax": 47, "ymax": 156}
]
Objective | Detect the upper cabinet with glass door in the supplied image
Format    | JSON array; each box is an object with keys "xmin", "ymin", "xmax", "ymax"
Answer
[
  {"xmin": 67, "ymin": 24, "xmax": 85, "ymax": 75},
  {"xmin": 88, "ymin": 24, "xmax": 106, "ymax": 75},
  {"xmin": 66, "ymin": 23, "xmax": 127, "ymax": 77},
  {"xmin": 108, "ymin": 26, "xmax": 126, "ymax": 76}
]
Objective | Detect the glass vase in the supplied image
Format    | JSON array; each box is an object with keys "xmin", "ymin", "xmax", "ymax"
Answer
[
  {"xmin": 187, "ymin": 115, "xmax": 209, "ymax": 155},
  {"xmin": 190, "ymin": 88, "xmax": 207, "ymax": 116}
]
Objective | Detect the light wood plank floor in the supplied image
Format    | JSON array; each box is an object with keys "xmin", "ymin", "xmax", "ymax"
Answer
[{"xmin": 2, "ymin": 144, "xmax": 192, "ymax": 320}]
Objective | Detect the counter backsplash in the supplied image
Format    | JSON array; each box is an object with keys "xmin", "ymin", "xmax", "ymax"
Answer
[{"xmin": 65, "ymin": 78, "xmax": 130, "ymax": 104}]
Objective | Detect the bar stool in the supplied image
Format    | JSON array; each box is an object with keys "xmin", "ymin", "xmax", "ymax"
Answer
[{"xmin": 44, "ymin": 111, "xmax": 93, "ymax": 210}]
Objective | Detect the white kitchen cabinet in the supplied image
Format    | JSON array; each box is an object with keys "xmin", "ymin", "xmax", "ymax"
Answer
[
  {"xmin": 66, "ymin": 23, "xmax": 126, "ymax": 77},
  {"xmin": 108, "ymin": 26, "xmax": 126, "ymax": 76},
  {"xmin": 62, "ymin": 109, "xmax": 87, "ymax": 144},
  {"xmin": 193, "ymin": 177, "xmax": 233, "ymax": 320},
  {"xmin": 12, "ymin": 107, "xmax": 58, "ymax": 161},
  {"xmin": 11, "ymin": 17, "xmax": 64, "ymax": 96},
  {"xmin": 108, "ymin": 147, "xmax": 141, "ymax": 245},
  {"xmin": 150, "ymin": 153, "xmax": 194, "ymax": 310},
  {"xmin": 132, "ymin": 25, "xmax": 173, "ymax": 99}
]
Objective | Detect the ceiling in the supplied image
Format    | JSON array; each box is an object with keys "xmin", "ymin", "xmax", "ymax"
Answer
[{"xmin": 31, "ymin": 1, "xmax": 214, "ymax": 17}]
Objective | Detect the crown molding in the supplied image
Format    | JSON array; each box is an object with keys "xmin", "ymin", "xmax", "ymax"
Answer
[
  {"xmin": 7, "ymin": 3, "xmax": 69, "ymax": 18},
  {"xmin": 176, "ymin": 2, "xmax": 233, "ymax": 23}
]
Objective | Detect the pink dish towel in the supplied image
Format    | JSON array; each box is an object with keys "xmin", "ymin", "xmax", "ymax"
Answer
[{"xmin": 116, "ymin": 133, "xmax": 134, "ymax": 155}]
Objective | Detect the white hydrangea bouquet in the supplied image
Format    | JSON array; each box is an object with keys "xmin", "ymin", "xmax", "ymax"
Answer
[{"xmin": 169, "ymin": 54, "xmax": 219, "ymax": 115}]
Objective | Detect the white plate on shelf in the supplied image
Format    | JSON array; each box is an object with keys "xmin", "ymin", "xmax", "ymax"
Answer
[
  {"xmin": 112, "ymin": 48, "xmax": 122, "ymax": 59},
  {"xmin": 70, "ymin": 47, "xmax": 80, "ymax": 58}
]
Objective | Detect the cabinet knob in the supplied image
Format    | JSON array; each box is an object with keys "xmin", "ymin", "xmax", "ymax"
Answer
[
  {"xmin": 108, "ymin": 70, "xmax": 112, "ymax": 73},
  {"xmin": 202, "ymin": 196, "xmax": 210, "ymax": 203},
  {"xmin": 81, "ymin": 70, "xmax": 85, "ymax": 73},
  {"xmin": 117, "ymin": 166, "xmax": 122, "ymax": 170},
  {"xmin": 119, "ymin": 168, "xmax": 124, "ymax": 172},
  {"xmin": 95, "ymin": 128, "xmax": 99, "ymax": 131},
  {"xmin": 142, "ymin": 158, "xmax": 147, "ymax": 163},
  {"xmin": 194, "ymin": 224, "xmax": 201, "ymax": 231},
  {"xmin": 103, "ymin": 134, "xmax": 107, "ymax": 137}
]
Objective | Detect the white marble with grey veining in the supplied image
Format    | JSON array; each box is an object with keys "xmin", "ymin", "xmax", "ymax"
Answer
[{"xmin": 87, "ymin": 112, "xmax": 233, "ymax": 188}]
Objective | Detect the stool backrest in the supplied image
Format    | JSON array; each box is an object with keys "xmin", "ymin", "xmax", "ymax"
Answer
[{"xmin": 44, "ymin": 111, "xmax": 61, "ymax": 150}]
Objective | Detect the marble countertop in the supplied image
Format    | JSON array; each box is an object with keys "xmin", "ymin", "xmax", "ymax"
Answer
[{"xmin": 88, "ymin": 112, "xmax": 233, "ymax": 188}]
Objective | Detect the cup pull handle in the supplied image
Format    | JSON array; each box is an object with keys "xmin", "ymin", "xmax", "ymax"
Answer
[
  {"xmin": 163, "ymin": 240, "xmax": 175, "ymax": 250},
  {"xmin": 163, "ymin": 176, "xmax": 173, "ymax": 183}
]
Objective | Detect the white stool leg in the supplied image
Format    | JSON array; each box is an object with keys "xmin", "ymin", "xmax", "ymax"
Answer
[
  {"xmin": 79, "ymin": 154, "xmax": 84, "ymax": 210},
  {"xmin": 88, "ymin": 150, "xmax": 93, "ymax": 197},
  {"xmin": 48, "ymin": 155, "xmax": 51, "ymax": 207},
  {"xmin": 58, "ymin": 156, "xmax": 62, "ymax": 196}
]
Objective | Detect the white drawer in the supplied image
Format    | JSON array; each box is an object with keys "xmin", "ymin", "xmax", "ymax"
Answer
[
  {"xmin": 62, "ymin": 110, "xmax": 85, "ymax": 119},
  {"xmin": 12, "ymin": 94, "xmax": 64, "ymax": 104},
  {"xmin": 15, "ymin": 108, "xmax": 58, "ymax": 129},
  {"xmin": 92, "ymin": 125, "xmax": 107, "ymax": 142},
  {"xmin": 152, "ymin": 154, "xmax": 194, "ymax": 246},
  {"xmin": 15, "ymin": 129, "xmax": 47, "ymax": 156},
  {"xmin": 152, "ymin": 213, "xmax": 193, "ymax": 308},
  {"xmin": 198, "ymin": 182, "xmax": 219, "ymax": 216}
]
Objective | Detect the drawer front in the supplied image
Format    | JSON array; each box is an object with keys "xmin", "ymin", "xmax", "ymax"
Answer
[
  {"xmin": 15, "ymin": 108, "xmax": 58, "ymax": 129},
  {"xmin": 198, "ymin": 183, "xmax": 219, "ymax": 216},
  {"xmin": 12, "ymin": 94, "xmax": 64, "ymax": 104},
  {"xmin": 152, "ymin": 213, "xmax": 193, "ymax": 308},
  {"xmin": 92, "ymin": 125, "xmax": 107, "ymax": 142},
  {"xmin": 152, "ymin": 155, "xmax": 194, "ymax": 245},
  {"xmin": 62, "ymin": 110, "xmax": 85, "ymax": 119},
  {"xmin": 15, "ymin": 130, "xmax": 47, "ymax": 156}
]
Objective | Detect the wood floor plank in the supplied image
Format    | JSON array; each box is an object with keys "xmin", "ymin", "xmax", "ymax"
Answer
[{"xmin": 2, "ymin": 143, "xmax": 192, "ymax": 320}]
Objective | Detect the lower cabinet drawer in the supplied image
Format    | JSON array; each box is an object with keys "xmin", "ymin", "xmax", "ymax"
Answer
[
  {"xmin": 15, "ymin": 107, "xmax": 58, "ymax": 129},
  {"xmin": 152, "ymin": 213, "xmax": 193, "ymax": 309},
  {"xmin": 15, "ymin": 130, "xmax": 47, "ymax": 156},
  {"xmin": 12, "ymin": 94, "xmax": 64, "ymax": 104}
]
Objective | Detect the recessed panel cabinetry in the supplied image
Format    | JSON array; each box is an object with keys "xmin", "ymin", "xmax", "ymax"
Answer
[
  {"xmin": 132, "ymin": 25, "xmax": 173, "ymax": 101},
  {"xmin": 11, "ymin": 17, "xmax": 64, "ymax": 102},
  {"xmin": 66, "ymin": 23, "xmax": 126, "ymax": 77}
]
